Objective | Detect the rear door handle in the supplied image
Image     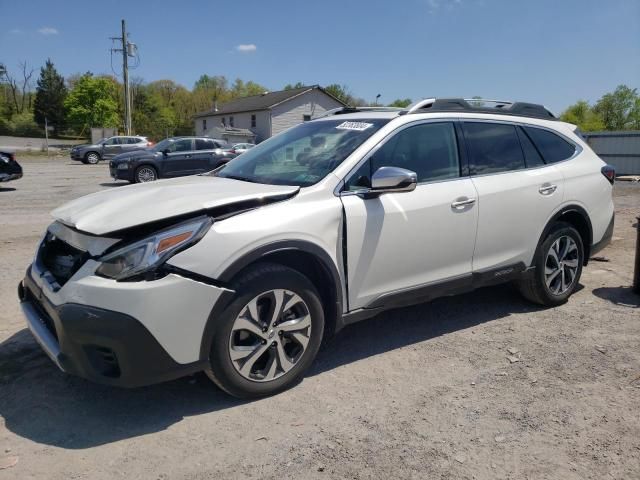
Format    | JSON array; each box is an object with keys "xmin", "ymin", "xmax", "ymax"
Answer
[
  {"xmin": 451, "ymin": 197, "xmax": 476, "ymax": 209},
  {"xmin": 539, "ymin": 184, "xmax": 557, "ymax": 195}
]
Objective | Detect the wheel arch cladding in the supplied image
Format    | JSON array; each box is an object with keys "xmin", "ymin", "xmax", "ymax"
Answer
[
  {"xmin": 541, "ymin": 205, "xmax": 593, "ymax": 265},
  {"xmin": 199, "ymin": 241, "xmax": 344, "ymax": 360}
]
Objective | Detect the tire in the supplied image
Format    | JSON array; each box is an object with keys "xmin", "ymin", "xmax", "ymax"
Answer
[
  {"xmin": 84, "ymin": 152, "xmax": 100, "ymax": 164},
  {"xmin": 205, "ymin": 263, "xmax": 325, "ymax": 398},
  {"xmin": 81, "ymin": 159, "xmax": 89, "ymax": 164},
  {"xmin": 517, "ymin": 222, "xmax": 584, "ymax": 306},
  {"xmin": 134, "ymin": 165, "xmax": 158, "ymax": 183}
]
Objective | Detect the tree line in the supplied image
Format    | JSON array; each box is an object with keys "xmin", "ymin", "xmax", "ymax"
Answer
[{"xmin": 0, "ymin": 59, "xmax": 637, "ymax": 140}]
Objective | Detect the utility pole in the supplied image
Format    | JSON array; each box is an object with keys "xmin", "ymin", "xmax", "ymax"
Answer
[{"xmin": 111, "ymin": 20, "xmax": 134, "ymax": 135}]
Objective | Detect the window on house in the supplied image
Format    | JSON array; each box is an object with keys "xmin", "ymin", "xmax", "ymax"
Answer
[
  {"xmin": 303, "ymin": 114, "xmax": 311, "ymax": 122},
  {"xmin": 203, "ymin": 119, "xmax": 207, "ymax": 131},
  {"xmin": 229, "ymin": 116, "xmax": 234, "ymax": 127},
  {"xmin": 221, "ymin": 117, "xmax": 226, "ymax": 127},
  {"xmin": 251, "ymin": 114, "xmax": 256, "ymax": 128}
]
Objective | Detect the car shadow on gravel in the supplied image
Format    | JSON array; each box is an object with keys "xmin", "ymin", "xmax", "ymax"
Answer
[
  {"xmin": 99, "ymin": 182, "xmax": 128, "ymax": 187},
  {"xmin": 0, "ymin": 284, "xmax": 544, "ymax": 450},
  {"xmin": 592, "ymin": 286, "xmax": 639, "ymax": 308},
  {"xmin": 0, "ymin": 187, "xmax": 17, "ymax": 192}
]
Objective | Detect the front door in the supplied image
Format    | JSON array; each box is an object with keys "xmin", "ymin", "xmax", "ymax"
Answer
[
  {"xmin": 101, "ymin": 137, "xmax": 122, "ymax": 159},
  {"xmin": 340, "ymin": 121, "xmax": 479, "ymax": 310},
  {"xmin": 162, "ymin": 138, "xmax": 199, "ymax": 177}
]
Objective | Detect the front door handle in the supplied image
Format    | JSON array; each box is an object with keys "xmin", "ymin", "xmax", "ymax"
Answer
[
  {"xmin": 451, "ymin": 197, "xmax": 476, "ymax": 209},
  {"xmin": 539, "ymin": 183, "xmax": 557, "ymax": 195},
  {"xmin": 185, "ymin": 154, "xmax": 191, "ymax": 158}
]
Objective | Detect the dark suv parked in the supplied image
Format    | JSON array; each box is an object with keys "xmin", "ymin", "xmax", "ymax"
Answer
[
  {"xmin": 110, "ymin": 137, "xmax": 235, "ymax": 183},
  {"xmin": 0, "ymin": 151, "xmax": 23, "ymax": 183},
  {"xmin": 70, "ymin": 136, "xmax": 151, "ymax": 164}
]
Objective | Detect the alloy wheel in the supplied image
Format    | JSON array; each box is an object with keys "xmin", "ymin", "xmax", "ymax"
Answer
[
  {"xmin": 544, "ymin": 235, "xmax": 579, "ymax": 295},
  {"xmin": 86, "ymin": 153, "xmax": 100, "ymax": 164},
  {"xmin": 136, "ymin": 167, "xmax": 156, "ymax": 182},
  {"xmin": 228, "ymin": 289, "xmax": 312, "ymax": 382}
]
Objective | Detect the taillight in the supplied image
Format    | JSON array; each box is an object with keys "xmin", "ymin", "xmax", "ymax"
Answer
[
  {"xmin": 147, "ymin": 142, "xmax": 154, "ymax": 147},
  {"xmin": 601, "ymin": 165, "xmax": 615, "ymax": 184}
]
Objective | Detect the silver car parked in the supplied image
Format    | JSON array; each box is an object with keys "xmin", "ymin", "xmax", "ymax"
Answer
[{"xmin": 70, "ymin": 136, "xmax": 151, "ymax": 164}]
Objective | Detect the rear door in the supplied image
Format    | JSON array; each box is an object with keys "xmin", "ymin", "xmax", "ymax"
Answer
[
  {"xmin": 462, "ymin": 121, "xmax": 565, "ymax": 273},
  {"xmin": 194, "ymin": 138, "xmax": 226, "ymax": 172},
  {"xmin": 162, "ymin": 138, "xmax": 199, "ymax": 177}
]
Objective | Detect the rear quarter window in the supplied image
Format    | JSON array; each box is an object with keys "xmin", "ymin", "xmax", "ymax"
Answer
[{"xmin": 523, "ymin": 127, "xmax": 576, "ymax": 164}]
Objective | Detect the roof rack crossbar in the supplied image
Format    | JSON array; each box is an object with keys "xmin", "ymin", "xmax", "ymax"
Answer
[{"xmin": 404, "ymin": 97, "xmax": 556, "ymax": 120}]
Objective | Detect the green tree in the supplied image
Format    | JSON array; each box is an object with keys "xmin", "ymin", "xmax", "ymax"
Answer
[
  {"xmin": 284, "ymin": 82, "xmax": 305, "ymax": 90},
  {"xmin": 33, "ymin": 59, "xmax": 67, "ymax": 133},
  {"xmin": 388, "ymin": 98, "xmax": 412, "ymax": 108},
  {"xmin": 593, "ymin": 85, "xmax": 638, "ymax": 130},
  {"xmin": 559, "ymin": 100, "xmax": 605, "ymax": 132},
  {"xmin": 64, "ymin": 73, "xmax": 119, "ymax": 128}
]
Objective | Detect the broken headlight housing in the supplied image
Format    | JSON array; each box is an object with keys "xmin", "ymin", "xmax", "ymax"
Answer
[{"xmin": 95, "ymin": 217, "xmax": 213, "ymax": 281}]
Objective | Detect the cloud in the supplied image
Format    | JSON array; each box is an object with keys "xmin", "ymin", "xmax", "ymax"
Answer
[
  {"xmin": 236, "ymin": 44, "xmax": 257, "ymax": 53},
  {"xmin": 9, "ymin": 28, "xmax": 23, "ymax": 34},
  {"xmin": 37, "ymin": 27, "xmax": 59, "ymax": 35}
]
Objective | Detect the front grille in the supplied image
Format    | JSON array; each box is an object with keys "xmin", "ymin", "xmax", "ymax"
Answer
[{"xmin": 38, "ymin": 233, "xmax": 89, "ymax": 288}]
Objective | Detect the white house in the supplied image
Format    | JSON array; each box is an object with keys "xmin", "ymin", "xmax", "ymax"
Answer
[{"xmin": 194, "ymin": 85, "xmax": 346, "ymax": 143}]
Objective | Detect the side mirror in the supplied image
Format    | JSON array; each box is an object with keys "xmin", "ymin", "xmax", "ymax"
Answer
[
  {"xmin": 370, "ymin": 166, "xmax": 417, "ymax": 194},
  {"xmin": 162, "ymin": 149, "xmax": 170, "ymax": 156}
]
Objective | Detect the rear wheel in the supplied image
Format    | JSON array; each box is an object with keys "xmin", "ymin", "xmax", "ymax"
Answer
[
  {"xmin": 135, "ymin": 165, "xmax": 157, "ymax": 183},
  {"xmin": 517, "ymin": 222, "xmax": 584, "ymax": 306},
  {"xmin": 205, "ymin": 263, "xmax": 324, "ymax": 398},
  {"xmin": 85, "ymin": 152, "xmax": 100, "ymax": 164}
]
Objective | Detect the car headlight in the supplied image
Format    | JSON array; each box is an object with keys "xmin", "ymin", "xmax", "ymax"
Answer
[
  {"xmin": 95, "ymin": 217, "xmax": 213, "ymax": 280},
  {"xmin": 117, "ymin": 163, "xmax": 129, "ymax": 169}
]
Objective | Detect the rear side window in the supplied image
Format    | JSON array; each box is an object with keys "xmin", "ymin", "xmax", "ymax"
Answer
[
  {"xmin": 516, "ymin": 127, "xmax": 545, "ymax": 168},
  {"xmin": 370, "ymin": 122, "xmax": 460, "ymax": 183},
  {"xmin": 195, "ymin": 139, "xmax": 215, "ymax": 150},
  {"xmin": 523, "ymin": 127, "xmax": 576, "ymax": 163},
  {"xmin": 463, "ymin": 122, "xmax": 525, "ymax": 175}
]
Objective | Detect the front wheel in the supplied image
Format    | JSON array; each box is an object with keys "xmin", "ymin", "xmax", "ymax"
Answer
[
  {"xmin": 134, "ymin": 165, "xmax": 158, "ymax": 183},
  {"xmin": 205, "ymin": 263, "xmax": 325, "ymax": 398},
  {"xmin": 85, "ymin": 152, "xmax": 100, "ymax": 164},
  {"xmin": 517, "ymin": 222, "xmax": 584, "ymax": 306}
]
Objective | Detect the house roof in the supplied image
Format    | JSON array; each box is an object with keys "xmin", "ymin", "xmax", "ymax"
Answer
[{"xmin": 193, "ymin": 85, "xmax": 346, "ymax": 118}]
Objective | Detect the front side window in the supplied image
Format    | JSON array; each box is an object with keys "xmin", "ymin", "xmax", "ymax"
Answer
[
  {"xmin": 103, "ymin": 137, "xmax": 118, "ymax": 145},
  {"xmin": 523, "ymin": 126, "xmax": 576, "ymax": 164},
  {"xmin": 344, "ymin": 122, "xmax": 460, "ymax": 191},
  {"xmin": 463, "ymin": 122, "xmax": 525, "ymax": 175},
  {"xmin": 167, "ymin": 139, "xmax": 193, "ymax": 153},
  {"xmin": 214, "ymin": 118, "xmax": 390, "ymax": 187}
]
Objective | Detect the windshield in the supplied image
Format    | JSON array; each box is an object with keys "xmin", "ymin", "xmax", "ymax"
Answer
[{"xmin": 214, "ymin": 118, "xmax": 389, "ymax": 186}]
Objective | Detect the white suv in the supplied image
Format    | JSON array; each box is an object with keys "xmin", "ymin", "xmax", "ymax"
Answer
[{"xmin": 19, "ymin": 98, "xmax": 615, "ymax": 398}]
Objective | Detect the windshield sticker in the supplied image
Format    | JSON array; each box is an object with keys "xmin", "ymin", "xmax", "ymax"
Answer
[{"xmin": 335, "ymin": 121, "xmax": 374, "ymax": 132}]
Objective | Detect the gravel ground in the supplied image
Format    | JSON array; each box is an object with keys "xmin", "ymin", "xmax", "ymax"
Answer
[
  {"xmin": 0, "ymin": 136, "xmax": 85, "ymax": 153},
  {"xmin": 1, "ymin": 157, "xmax": 639, "ymax": 480}
]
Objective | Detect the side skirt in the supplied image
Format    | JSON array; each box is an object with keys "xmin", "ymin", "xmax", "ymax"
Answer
[{"xmin": 341, "ymin": 262, "xmax": 526, "ymax": 326}]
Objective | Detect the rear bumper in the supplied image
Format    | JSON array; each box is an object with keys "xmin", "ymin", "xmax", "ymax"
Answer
[{"xmin": 18, "ymin": 266, "xmax": 211, "ymax": 387}]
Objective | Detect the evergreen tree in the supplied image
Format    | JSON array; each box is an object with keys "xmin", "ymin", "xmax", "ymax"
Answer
[{"xmin": 33, "ymin": 59, "xmax": 67, "ymax": 133}]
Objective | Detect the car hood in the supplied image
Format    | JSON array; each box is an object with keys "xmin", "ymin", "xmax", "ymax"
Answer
[{"xmin": 51, "ymin": 175, "xmax": 300, "ymax": 235}]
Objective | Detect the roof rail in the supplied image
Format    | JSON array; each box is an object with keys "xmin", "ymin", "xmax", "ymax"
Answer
[
  {"xmin": 403, "ymin": 97, "xmax": 556, "ymax": 120},
  {"xmin": 314, "ymin": 106, "xmax": 405, "ymax": 119}
]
